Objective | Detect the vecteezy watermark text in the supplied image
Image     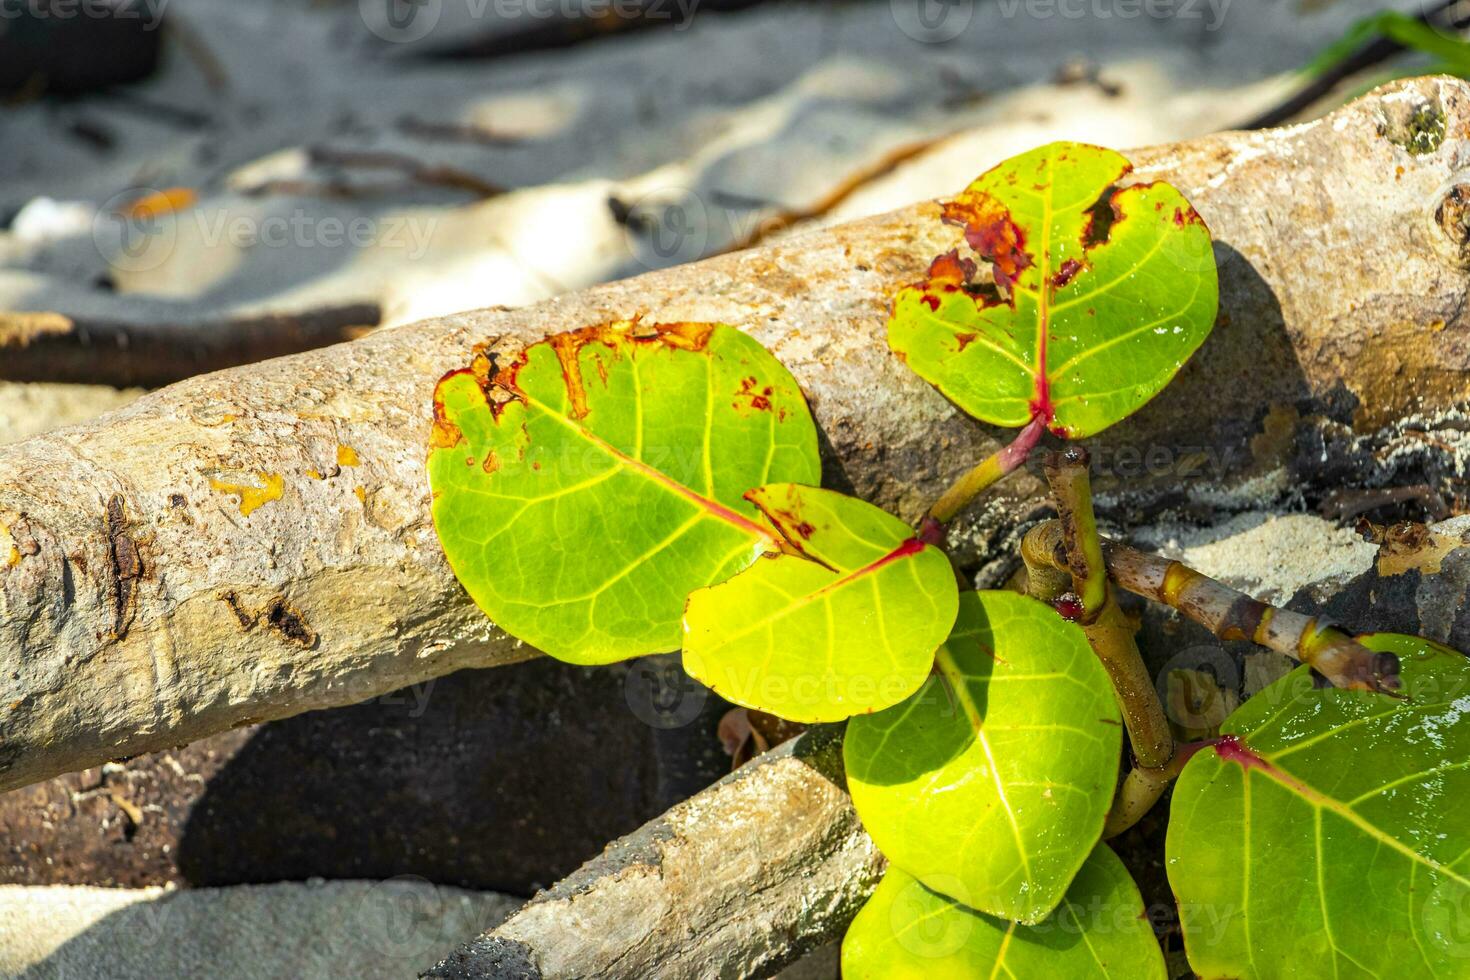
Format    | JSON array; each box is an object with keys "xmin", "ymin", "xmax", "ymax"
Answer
[
  {"xmin": 994, "ymin": 0, "xmax": 1230, "ymax": 30},
  {"xmin": 360, "ymin": 0, "xmax": 700, "ymax": 43},
  {"xmin": 889, "ymin": 0, "xmax": 1230, "ymax": 43},
  {"xmin": 0, "ymin": 0, "xmax": 169, "ymax": 31}
]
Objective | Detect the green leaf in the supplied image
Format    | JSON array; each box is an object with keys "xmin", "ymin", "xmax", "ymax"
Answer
[
  {"xmin": 845, "ymin": 590, "xmax": 1122, "ymax": 923},
  {"xmin": 681, "ymin": 483, "xmax": 958, "ymax": 723},
  {"xmin": 1167, "ymin": 633, "xmax": 1470, "ymax": 979},
  {"xmin": 888, "ymin": 141, "xmax": 1218, "ymax": 438},
  {"xmin": 428, "ymin": 321, "xmax": 819, "ymax": 665},
  {"xmin": 842, "ymin": 845, "xmax": 1166, "ymax": 979}
]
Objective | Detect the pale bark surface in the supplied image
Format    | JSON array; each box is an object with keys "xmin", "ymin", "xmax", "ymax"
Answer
[{"xmin": 3, "ymin": 77, "xmax": 1470, "ymax": 792}]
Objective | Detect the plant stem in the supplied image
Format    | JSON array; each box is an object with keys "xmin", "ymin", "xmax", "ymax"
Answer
[
  {"xmin": 924, "ymin": 415, "xmax": 1046, "ymax": 528},
  {"xmin": 1042, "ymin": 447, "xmax": 1108, "ymax": 620},
  {"xmin": 1022, "ymin": 524, "xmax": 1175, "ymax": 771},
  {"xmin": 1099, "ymin": 537, "xmax": 1403, "ymax": 695},
  {"xmin": 1102, "ymin": 741, "xmax": 1207, "ymax": 838},
  {"xmin": 1024, "ymin": 520, "xmax": 1402, "ymax": 694},
  {"xmin": 1104, "ymin": 765, "xmax": 1171, "ymax": 838}
]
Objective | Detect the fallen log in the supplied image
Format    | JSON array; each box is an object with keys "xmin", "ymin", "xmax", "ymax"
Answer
[
  {"xmin": 0, "ymin": 303, "xmax": 381, "ymax": 389},
  {"xmin": 3, "ymin": 77, "xmax": 1470, "ymax": 792},
  {"xmin": 421, "ymin": 725, "xmax": 879, "ymax": 980}
]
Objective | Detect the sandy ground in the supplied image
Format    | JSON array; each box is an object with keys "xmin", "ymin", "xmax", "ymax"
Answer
[
  {"xmin": 0, "ymin": 880, "xmax": 521, "ymax": 979},
  {"xmin": 0, "ymin": 0, "xmax": 1422, "ymax": 330}
]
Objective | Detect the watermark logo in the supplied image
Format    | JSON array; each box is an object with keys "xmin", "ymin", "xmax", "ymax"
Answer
[
  {"xmin": 1423, "ymin": 875, "xmax": 1470, "ymax": 958},
  {"xmin": 360, "ymin": 0, "xmax": 441, "ymax": 42},
  {"xmin": 890, "ymin": 0, "xmax": 974, "ymax": 42},
  {"xmin": 888, "ymin": 873, "xmax": 975, "ymax": 957},
  {"xmin": 92, "ymin": 187, "xmax": 179, "ymax": 274},
  {"xmin": 616, "ymin": 185, "xmax": 714, "ymax": 269},
  {"xmin": 1155, "ymin": 644, "xmax": 1240, "ymax": 732},
  {"xmin": 624, "ymin": 654, "xmax": 709, "ymax": 729}
]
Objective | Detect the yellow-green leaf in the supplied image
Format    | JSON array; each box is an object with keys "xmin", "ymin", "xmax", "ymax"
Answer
[
  {"xmin": 846, "ymin": 590, "xmax": 1121, "ymax": 923},
  {"xmin": 428, "ymin": 321, "xmax": 818, "ymax": 665},
  {"xmin": 1168, "ymin": 633, "xmax": 1470, "ymax": 979},
  {"xmin": 842, "ymin": 845, "xmax": 1166, "ymax": 979},
  {"xmin": 888, "ymin": 141, "xmax": 1218, "ymax": 438},
  {"xmin": 681, "ymin": 483, "xmax": 958, "ymax": 723}
]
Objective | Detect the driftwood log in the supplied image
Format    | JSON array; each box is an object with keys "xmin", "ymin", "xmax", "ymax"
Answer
[
  {"xmin": 0, "ymin": 304, "xmax": 382, "ymax": 389},
  {"xmin": 4, "ymin": 77, "xmax": 1470, "ymax": 793},
  {"xmin": 422, "ymin": 726, "xmax": 875, "ymax": 980}
]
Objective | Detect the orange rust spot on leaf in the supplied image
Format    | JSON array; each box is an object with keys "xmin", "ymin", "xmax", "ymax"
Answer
[
  {"xmin": 429, "ymin": 368, "xmax": 473, "ymax": 450},
  {"xmin": 954, "ymin": 332, "xmax": 979, "ymax": 352},
  {"xmin": 549, "ymin": 331, "xmax": 591, "ymax": 420},
  {"xmin": 436, "ymin": 321, "xmax": 725, "ymax": 441},
  {"xmin": 482, "ymin": 450, "xmax": 501, "ymax": 474},
  {"xmin": 942, "ymin": 192, "xmax": 1031, "ymax": 291},
  {"xmin": 630, "ymin": 320, "xmax": 716, "ymax": 351},
  {"xmin": 209, "ymin": 472, "xmax": 284, "ymax": 516},
  {"xmin": 734, "ymin": 376, "xmax": 774, "ymax": 413},
  {"xmin": 926, "ymin": 249, "xmax": 975, "ymax": 285}
]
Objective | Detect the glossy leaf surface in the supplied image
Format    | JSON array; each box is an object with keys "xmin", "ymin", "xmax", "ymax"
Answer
[
  {"xmin": 428, "ymin": 321, "xmax": 819, "ymax": 665},
  {"xmin": 1168, "ymin": 634, "xmax": 1470, "ymax": 979},
  {"xmin": 888, "ymin": 141, "xmax": 1218, "ymax": 438},
  {"xmin": 846, "ymin": 590, "xmax": 1121, "ymax": 923},
  {"xmin": 682, "ymin": 483, "xmax": 958, "ymax": 722},
  {"xmin": 842, "ymin": 845, "xmax": 1166, "ymax": 979}
]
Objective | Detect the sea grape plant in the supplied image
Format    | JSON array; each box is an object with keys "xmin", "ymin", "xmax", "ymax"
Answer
[{"xmin": 428, "ymin": 142, "xmax": 1470, "ymax": 977}]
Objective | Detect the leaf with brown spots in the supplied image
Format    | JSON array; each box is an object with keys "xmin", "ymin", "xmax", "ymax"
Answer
[
  {"xmin": 682, "ymin": 484, "xmax": 958, "ymax": 722},
  {"xmin": 428, "ymin": 320, "xmax": 819, "ymax": 665},
  {"xmin": 888, "ymin": 142, "xmax": 1218, "ymax": 438}
]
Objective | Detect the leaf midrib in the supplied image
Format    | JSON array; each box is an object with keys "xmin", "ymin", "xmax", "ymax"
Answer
[
  {"xmin": 934, "ymin": 647, "xmax": 1034, "ymax": 886},
  {"xmin": 522, "ymin": 389, "xmax": 777, "ymax": 546},
  {"xmin": 1221, "ymin": 738, "xmax": 1470, "ymax": 889},
  {"xmin": 694, "ymin": 537, "xmax": 930, "ymax": 654}
]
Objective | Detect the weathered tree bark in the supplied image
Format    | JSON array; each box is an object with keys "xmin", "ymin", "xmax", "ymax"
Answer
[
  {"xmin": 421, "ymin": 725, "xmax": 879, "ymax": 980},
  {"xmin": 3, "ymin": 77, "xmax": 1470, "ymax": 793}
]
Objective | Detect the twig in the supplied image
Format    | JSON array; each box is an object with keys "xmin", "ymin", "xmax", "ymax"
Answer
[
  {"xmin": 1238, "ymin": 0, "xmax": 1468, "ymax": 128},
  {"xmin": 721, "ymin": 132, "xmax": 959, "ymax": 253},
  {"xmin": 308, "ymin": 146, "xmax": 505, "ymax": 199},
  {"xmin": 923, "ymin": 414, "xmax": 1046, "ymax": 536},
  {"xmin": 1043, "ymin": 446, "xmax": 1107, "ymax": 619},
  {"xmin": 1024, "ymin": 494, "xmax": 1174, "ymax": 771},
  {"xmin": 1028, "ymin": 521, "xmax": 1403, "ymax": 694},
  {"xmin": 1102, "ymin": 742, "xmax": 1204, "ymax": 838},
  {"xmin": 394, "ymin": 115, "xmax": 524, "ymax": 148}
]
